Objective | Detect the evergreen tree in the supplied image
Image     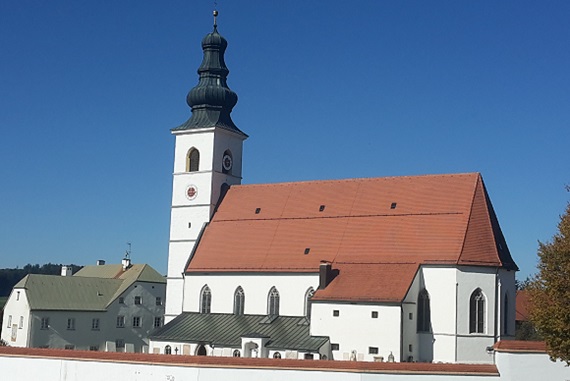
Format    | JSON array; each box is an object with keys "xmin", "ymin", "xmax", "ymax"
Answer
[{"xmin": 530, "ymin": 200, "xmax": 570, "ymax": 363}]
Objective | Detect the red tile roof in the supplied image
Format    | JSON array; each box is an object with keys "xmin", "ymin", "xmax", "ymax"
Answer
[
  {"xmin": 493, "ymin": 340, "xmax": 547, "ymax": 353},
  {"xmin": 186, "ymin": 173, "xmax": 516, "ymax": 301},
  {"xmin": 516, "ymin": 290, "xmax": 530, "ymax": 322},
  {"xmin": 0, "ymin": 347, "xmax": 498, "ymax": 375}
]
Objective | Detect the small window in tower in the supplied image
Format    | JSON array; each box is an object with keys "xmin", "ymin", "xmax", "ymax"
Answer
[
  {"xmin": 188, "ymin": 222, "xmax": 192, "ymax": 229},
  {"xmin": 409, "ymin": 312, "xmax": 413, "ymax": 320},
  {"xmin": 391, "ymin": 202, "xmax": 397, "ymax": 209},
  {"xmin": 319, "ymin": 205, "xmax": 326, "ymax": 212},
  {"xmin": 255, "ymin": 208, "xmax": 261, "ymax": 214},
  {"xmin": 304, "ymin": 248, "xmax": 311, "ymax": 255},
  {"xmin": 409, "ymin": 344, "xmax": 413, "ymax": 352}
]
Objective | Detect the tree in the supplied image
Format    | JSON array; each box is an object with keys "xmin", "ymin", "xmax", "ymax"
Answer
[{"xmin": 529, "ymin": 200, "xmax": 570, "ymax": 363}]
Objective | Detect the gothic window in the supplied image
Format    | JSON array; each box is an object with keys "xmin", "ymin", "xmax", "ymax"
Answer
[
  {"xmin": 200, "ymin": 285, "xmax": 211, "ymax": 314},
  {"xmin": 268, "ymin": 287, "xmax": 280, "ymax": 316},
  {"xmin": 165, "ymin": 345, "xmax": 172, "ymax": 355},
  {"xmin": 304, "ymin": 287, "xmax": 315, "ymax": 318},
  {"xmin": 196, "ymin": 344, "xmax": 207, "ymax": 356},
  {"xmin": 187, "ymin": 148, "xmax": 200, "ymax": 172},
  {"xmin": 469, "ymin": 288, "xmax": 486, "ymax": 334},
  {"xmin": 417, "ymin": 289, "xmax": 431, "ymax": 332},
  {"xmin": 234, "ymin": 286, "xmax": 245, "ymax": 315}
]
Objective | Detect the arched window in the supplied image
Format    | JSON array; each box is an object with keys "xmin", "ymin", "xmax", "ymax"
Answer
[
  {"xmin": 234, "ymin": 286, "xmax": 245, "ymax": 315},
  {"xmin": 305, "ymin": 287, "xmax": 315, "ymax": 319},
  {"xmin": 503, "ymin": 294, "xmax": 509, "ymax": 335},
  {"xmin": 200, "ymin": 285, "xmax": 211, "ymax": 314},
  {"xmin": 233, "ymin": 349, "xmax": 241, "ymax": 357},
  {"xmin": 165, "ymin": 345, "xmax": 172, "ymax": 355},
  {"xmin": 273, "ymin": 352, "xmax": 282, "ymax": 359},
  {"xmin": 417, "ymin": 289, "xmax": 431, "ymax": 332},
  {"xmin": 196, "ymin": 344, "xmax": 207, "ymax": 356},
  {"xmin": 469, "ymin": 289, "xmax": 486, "ymax": 333},
  {"xmin": 187, "ymin": 148, "xmax": 200, "ymax": 172},
  {"xmin": 268, "ymin": 287, "xmax": 280, "ymax": 316}
]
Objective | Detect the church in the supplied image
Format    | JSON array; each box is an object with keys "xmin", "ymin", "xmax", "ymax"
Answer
[{"xmin": 149, "ymin": 13, "xmax": 518, "ymax": 364}]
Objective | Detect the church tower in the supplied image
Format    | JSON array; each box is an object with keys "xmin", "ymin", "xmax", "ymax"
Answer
[{"xmin": 165, "ymin": 12, "xmax": 247, "ymax": 322}]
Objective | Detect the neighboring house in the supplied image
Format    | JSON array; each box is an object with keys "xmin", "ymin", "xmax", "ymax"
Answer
[
  {"xmin": 153, "ymin": 23, "xmax": 518, "ymax": 364},
  {"xmin": 1, "ymin": 259, "xmax": 165, "ymax": 353}
]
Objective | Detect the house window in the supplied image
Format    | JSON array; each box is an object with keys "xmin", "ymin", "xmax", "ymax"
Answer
[
  {"xmin": 371, "ymin": 311, "xmax": 378, "ymax": 319},
  {"xmin": 470, "ymin": 288, "xmax": 486, "ymax": 333},
  {"xmin": 117, "ymin": 315, "xmax": 125, "ymax": 328},
  {"xmin": 304, "ymin": 353, "xmax": 314, "ymax": 360},
  {"xmin": 234, "ymin": 286, "xmax": 245, "ymax": 315},
  {"xmin": 119, "ymin": 297, "xmax": 125, "ymax": 304},
  {"xmin": 305, "ymin": 288, "xmax": 315, "ymax": 318},
  {"xmin": 233, "ymin": 349, "xmax": 241, "ymax": 357},
  {"xmin": 6, "ymin": 315, "xmax": 12, "ymax": 328},
  {"xmin": 187, "ymin": 148, "xmax": 200, "ymax": 172},
  {"xmin": 156, "ymin": 297, "xmax": 162, "ymax": 306},
  {"xmin": 369, "ymin": 347, "xmax": 379, "ymax": 355},
  {"xmin": 40, "ymin": 317, "xmax": 49, "ymax": 330},
  {"xmin": 331, "ymin": 343, "xmax": 340, "ymax": 351},
  {"xmin": 132, "ymin": 316, "xmax": 141, "ymax": 328},
  {"xmin": 417, "ymin": 289, "xmax": 431, "ymax": 332},
  {"xmin": 267, "ymin": 287, "xmax": 280, "ymax": 316},
  {"xmin": 19, "ymin": 316, "xmax": 23, "ymax": 329},
  {"xmin": 165, "ymin": 345, "xmax": 172, "ymax": 355},
  {"xmin": 92, "ymin": 318, "xmax": 100, "ymax": 330},
  {"xmin": 89, "ymin": 345, "xmax": 99, "ymax": 351},
  {"xmin": 116, "ymin": 339, "xmax": 125, "ymax": 349},
  {"xmin": 16, "ymin": 291, "xmax": 20, "ymax": 301},
  {"xmin": 200, "ymin": 285, "xmax": 212, "ymax": 313},
  {"xmin": 64, "ymin": 345, "xmax": 75, "ymax": 350},
  {"xmin": 67, "ymin": 318, "xmax": 76, "ymax": 330},
  {"xmin": 134, "ymin": 296, "xmax": 142, "ymax": 305},
  {"xmin": 154, "ymin": 317, "xmax": 162, "ymax": 328},
  {"xmin": 333, "ymin": 310, "xmax": 340, "ymax": 317}
]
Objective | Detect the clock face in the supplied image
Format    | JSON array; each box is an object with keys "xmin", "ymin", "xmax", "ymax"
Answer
[
  {"xmin": 222, "ymin": 154, "xmax": 233, "ymax": 171},
  {"xmin": 186, "ymin": 185, "xmax": 198, "ymax": 200}
]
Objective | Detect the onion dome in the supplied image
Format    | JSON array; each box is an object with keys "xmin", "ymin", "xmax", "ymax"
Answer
[{"xmin": 173, "ymin": 14, "xmax": 245, "ymax": 135}]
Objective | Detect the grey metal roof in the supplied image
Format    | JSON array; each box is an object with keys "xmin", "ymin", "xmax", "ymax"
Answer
[{"xmin": 150, "ymin": 312, "xmax": 329, "ymax": 352}]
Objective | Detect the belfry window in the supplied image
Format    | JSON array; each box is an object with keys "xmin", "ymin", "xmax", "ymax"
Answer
[
  {"xmin": 469, "ymin": 289, "xmax": 486, "ymax": 333},
  {"xmin": 268, "ymin": 287, "xmax": 280, "ymax": 316},
  {"xmin": 417, "ymin": 289, "xmax": 431, "ymax": 332},
  {"xmin": 234, "ymin": 286, "xmax": 245, "ymax": 315},
  {"xmin": 200, "ymin": 285, "xmax": 211, "ymax": 314},
  {"xmin": 187, "ymin": 148, "xmax": 200, "ymax": 172}
]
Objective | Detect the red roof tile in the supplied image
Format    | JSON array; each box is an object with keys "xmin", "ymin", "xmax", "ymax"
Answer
[
  {"xmin": 186, "ymin": 173, "xmax": 516, "ymax": 301},
  {"xmin": 493, "ymin": 340, "xmax": 547, "ymax": 353},
  {"xmin": 0, "ymin": 347, "xmax": 499, "ymax": 375},
  {"xmin": 516, "ymin": 290, "xmax": 530, "ymax": 322}
]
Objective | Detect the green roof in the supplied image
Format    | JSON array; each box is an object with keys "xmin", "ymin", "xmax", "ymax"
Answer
[
  {"xmin": 150, "ymin": 312, "xmax": 329, "ymax": 352},
  {"xmin": 14, "ymin": 263, "xmax": 165, "ymax": 311}
]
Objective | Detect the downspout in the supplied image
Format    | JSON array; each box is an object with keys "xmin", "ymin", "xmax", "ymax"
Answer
[
  {"xmin": 400, "ymin": 304, "xmax": 404, "ymax": 362},
  {"xmin": 455, "ymin": 281, "xmax": 458, "ymax": 363}
]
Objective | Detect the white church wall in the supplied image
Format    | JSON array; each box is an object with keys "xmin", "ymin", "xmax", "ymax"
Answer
[
  {"xmin": 456, "ymin": 266, "xmax": 497, "ymax": 363},
  {"xmin": 310, "ymin": 302, "xmax": 401, "ymax": 362},
  {"xmin": 1, "ymin": 288, "xmax": 31, "ymax": 347},
  {"xmin": 172, "ymin": 130, "xmax": 216, "ymax": 174},
  {"xmin": 183, "ymin": 273, "xmax": 318, "ymax": 316},
  {"xmin": 497, "ymin": 269, "xmax": 516, "ymax": 338},
  {"xmin": 211, "ymin": 127, "xmax": 245, "ymax": 179}
]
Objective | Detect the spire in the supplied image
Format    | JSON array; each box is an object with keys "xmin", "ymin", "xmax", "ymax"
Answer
[{"xmin": 173, "ymin": 11, "xmax": 245, "ymax": 135}]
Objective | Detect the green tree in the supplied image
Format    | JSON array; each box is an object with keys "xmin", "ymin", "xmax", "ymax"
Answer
[{"xmin": 530, "ymin": 200, "xmax": 570, "ymax": 363}]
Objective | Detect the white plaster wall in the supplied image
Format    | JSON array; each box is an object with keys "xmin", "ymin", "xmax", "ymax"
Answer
[
  {"xmin": 311, "ymin": 302, "xmax": 401, "ymax": 362},
  {"xmin": 183, "ymin": 273, "xmax": 318, "ymax": 316},
  {"xmin": 165, "ymin": 277, "xmax": 185, "ymax": 321},
  {"xmin": 497, "ymin": 269, "xmax": 516, "ymax": 338},
  {"xmin": 495, "ymin": 351, "xmax": 570, "ymax": 380},
  {"xmin": 1, "ymin": 288, "xmax": 31, "ymax": 346}
]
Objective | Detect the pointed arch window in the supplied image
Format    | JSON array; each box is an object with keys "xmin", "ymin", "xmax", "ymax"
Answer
[
  {"xmin": 268, "ymin": 287, "xmax": 280, "ymax": 316},
  {"xmin": 305, "ymin": 287, "xmax": 315, "ymax": 319},
  {"xmin": 469, "ymin": 289, "xmax": 486, "ymax": 333},
  {"xmin": 200, "ymin": 285, "xmax": 211, "ymax": 314},
  {"xmin": 165, "ymin": 345, "xmax": 172, "ymax": 355},
  {"xmin": 417, "ymin": 289, "xmax": 431, "ymax": 332},
  {"xmin": 234, "ymin": 286, "xmax": 245, "ymax": 315},
  {"xmin": 187, "ymin": 148, "xmax": 200, "ymax": 172}
]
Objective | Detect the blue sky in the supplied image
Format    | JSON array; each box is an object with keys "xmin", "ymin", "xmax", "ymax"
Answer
[{"xmin": 1, "ymin": 1, "xmax": 568, "ymax": 280}]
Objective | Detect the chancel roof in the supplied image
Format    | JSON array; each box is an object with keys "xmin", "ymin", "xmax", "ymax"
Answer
[{"xmin": 186, "ymin": 173, "xmax": 516, "ymax": 302}]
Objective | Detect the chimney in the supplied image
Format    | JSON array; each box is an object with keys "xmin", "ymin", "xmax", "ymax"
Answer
[
  {"xmin": 61, "ymin": 266, "xmax": 73, "ymax": 277},
  {"xmin": 96, "ymin": 260, "xmax": 106, "ymax": 266},
  {"xmin": 122, "ymin": 257, "xmax": 132, "ymax": 271},
  {"xmin": 319, "ymin": 261, "xmax": 332, "ymax": 290}
]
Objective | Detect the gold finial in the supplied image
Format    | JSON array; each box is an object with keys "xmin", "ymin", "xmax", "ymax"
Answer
[{"xmin": 213, "ymin": 10, "xmax": 218, "ymax": 27}]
